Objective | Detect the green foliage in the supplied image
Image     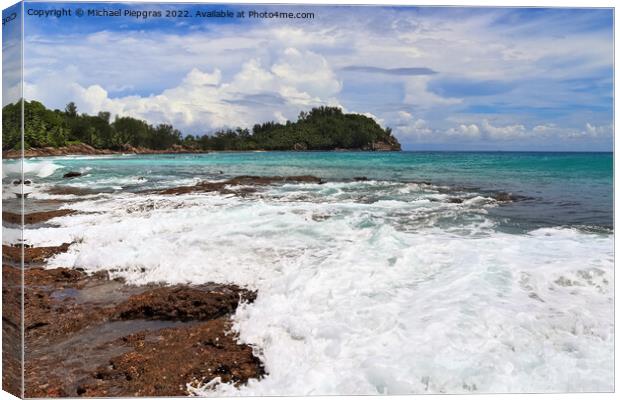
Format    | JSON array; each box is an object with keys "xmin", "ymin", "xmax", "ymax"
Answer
[
  {"xmin": 2, "ymin": 100, "xmax": 184, "ymax": 151},
  {"xmin": 3, "ymin": 101, "xmax": 400, "ymax": 152},
  {"xmin": 192, "ymin": 106, "xmax": 398, "ymax": 151},
  {"xmin": 2, "ymin": 102, "xmax": 22, "ymax": 150}
]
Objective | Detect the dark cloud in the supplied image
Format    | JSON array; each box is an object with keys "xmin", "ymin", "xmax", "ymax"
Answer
[{"xmin": 341, "ymin": 66, "xmax": 437, "ymax": 76}]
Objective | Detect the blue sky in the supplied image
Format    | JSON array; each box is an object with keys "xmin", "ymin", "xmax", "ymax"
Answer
[{"xmin": 7, "ymin": 2, "xmax": 614, "ymax": 150}]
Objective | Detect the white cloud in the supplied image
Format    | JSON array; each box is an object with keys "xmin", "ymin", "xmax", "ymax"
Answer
[
  {"xmin": 357, "ymin": 112, "xmax": 385, "ymax": 126},
  {"xmin": 25, "ymin": 48, "xmax": 342, "ymax": 134},
  {"xmin": 184, "ymin": 68, "xmax": 222, "ymax": 86},
  {"xmin": 403, "ymin": 76, "xmax": 461, "ymax": 108},
  {"xmin": 481, "ymin": 119, "xmax": 527, "ymax": 141},
  {"xmin": 583, "ymin": 123, "xmax": 612, "ymax": 138},
  {"xmin": 532, "ymin": 123, "xmax": 557, "ymax": 133},
  {"xmin": 558, "ymin": 123, "xmax": 613, "ymax": 140},
  {"xmin": 392, "ymin": 111, "xmax": 435, "ymax": 140},
  {"xmin": 447, "ymin": 124, "xmax": 481, "ymax": 139}
]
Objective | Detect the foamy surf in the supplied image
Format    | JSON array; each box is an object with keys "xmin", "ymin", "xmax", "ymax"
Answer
[
  {"xmin": 3, "ymin": 159, "xmax": 63, "ymax": 179},
  {"xmin": 24, "ymin": 178, "xmax": 613, "ymax": 395}
]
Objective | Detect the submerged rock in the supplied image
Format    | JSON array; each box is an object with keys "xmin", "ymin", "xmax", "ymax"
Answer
[
  {"xmin": 156, "ymin": 175, "xmax": 324, "ymax": 196},
  {"xmin": 493, "ymin": 192, "xmax": 532, "ymax": 202},
  {"xmin": 45, "ymin": 186, "xmax": 102, "ymax": 196},
  {"xmin": 63, "ymin": 171, "xmax": 83, "ymax": 178}
]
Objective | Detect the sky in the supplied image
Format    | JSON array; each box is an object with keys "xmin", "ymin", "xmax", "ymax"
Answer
[{"xmin": 3, "ymin": 2, "xmax": 614, "ymax": 151}]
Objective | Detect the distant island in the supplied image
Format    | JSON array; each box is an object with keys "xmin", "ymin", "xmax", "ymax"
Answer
[{"xmin": 2, "ymin": 100, "xmax": 401, "ymax": 157}]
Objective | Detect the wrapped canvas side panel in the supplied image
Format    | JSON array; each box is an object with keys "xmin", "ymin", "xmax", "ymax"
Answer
[{"xmin": 2, "ymin": 2, "xmax": 24, "ymax": 398}]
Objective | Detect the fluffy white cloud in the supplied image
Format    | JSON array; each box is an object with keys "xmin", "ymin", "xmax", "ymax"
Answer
[
  {"xmin": 392, "ymin": 111, "xmax": 435, "ymax": 140},
  {"xmin": 447, "ymin": 124, "xmax": 481, "ymax": 139},
  {"xmin": 481, "ymin": 120, "xmax": 527, "ymax": 141},
  {"xmin": 25, "ymin": 48, "xmax": 342, "ymax": 134}
]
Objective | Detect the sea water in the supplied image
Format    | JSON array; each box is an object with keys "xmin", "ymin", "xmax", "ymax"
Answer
[{"xmin": 3, "ymin": 151, "xmax": 614, "ymax": 394}]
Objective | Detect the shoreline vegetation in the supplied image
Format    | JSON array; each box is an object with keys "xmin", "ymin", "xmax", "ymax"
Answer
[{"xmin": 2, "ymin": 100, "xmax": 401, "ymax": 159}]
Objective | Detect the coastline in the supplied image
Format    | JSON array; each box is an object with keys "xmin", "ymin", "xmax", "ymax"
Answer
[
  {"xmin": 2, "ymin": 194, "xmax": 265, "ymax": 396},
  {"xmin": 1, "ymin": 143, "xmax": 207, "ymax": 160},
  {"xmin": 2, "ymin": 160, "xmax": 613, "ymax": 395},
  {"xmin": 2, "ymin": 142, "xmax": 402, "ymax": 159}
]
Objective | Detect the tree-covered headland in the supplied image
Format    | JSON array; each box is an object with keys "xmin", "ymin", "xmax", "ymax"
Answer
[{"xmin": 2, "ymin": 100, "xmax": 401, "ymax": 152}]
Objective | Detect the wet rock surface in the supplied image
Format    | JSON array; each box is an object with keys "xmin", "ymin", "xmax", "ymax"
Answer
[
  {"xmin": 155, "ymin": 174, "xmax": 323, "ymax": 196},
  {"xmin": 492, "ymin": 191, "xmax": 533, "ymax": 203},
  {"xmin": 3, "ymin": 243, "xmax": 73, "ymax": 264},
  {"xmin": 3, "ymin": 209, "xmax": 76, "ymax": 225},
  {"xmin": 114, "ymin": 285, "xmax": 256, "ymax": 322},
  {"xmin": 80, "ymin": 318, "xmax": 264, "ymax": 397},
  {"xmin": 21, "ymin": 267, "xmax": 263, "ymax": 397},
  {"xmin": 2, "ymin": 265, "xmax": 22, "ymax": 397},
  {"xmin": 45, "ymin": 186, "xmax": 107, "ymax": 197}
]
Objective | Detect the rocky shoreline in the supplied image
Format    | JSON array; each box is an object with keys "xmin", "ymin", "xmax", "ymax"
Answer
[
  {"xmin": 2, "ymin": 194, "xmax": 267, "ymax": 397},
  {"xmin": 13, "ymin": 264, "xmax": 263, "ymax": 397},
  {"xmin": 1, "ymin": 173, "xmax": 534, "ymax": 397},
  {"xmin": 3, "ymin": 258, "xmax": 264, "ymax": 397},
  {"xmin": 2, "ymin": 143, "xmax": 206, "ymax": 159},
  {"xmin": 2, "ymin": 141, "xmax": 401, "ymax": 159}
]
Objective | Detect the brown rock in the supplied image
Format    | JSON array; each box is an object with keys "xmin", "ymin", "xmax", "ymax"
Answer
[
  {"xmin": 3, "ymin": 209, "xmax": 76, "ymax": 225},
  {"xmin": 114, "ymin": 285, "xmax": 256, "ymax": 322},
  {"xmin": 21, "ymin": 267, "xmax": 265, "ymax": 397},
  {"xmin": 371, "ymin": 136, "xmax": 401, "ymax": 151},
  {"xmin": 46, "ymin": 186, "xmax": 103, "ymax": 196},
  {"xmin": 2, "ymin": 243, "xmax": 72, "ymax": 264},
  {"xmin": 2, "ymin": 264, "xmax": 23, "ymax": 398},
  {"xmin": 293, "ymin": 142, "xmax": 308, "ymax": 151},
  {"xmin": 492, "ymin": 192, "xmax": 532, "ymax": 202},
  {"xmin": 80, "ymin": 319, "xmax": 264, "ymax": 397},
  {"xmin": 156, "ymin": 175, "xmax": 324, "ymax": 196}
]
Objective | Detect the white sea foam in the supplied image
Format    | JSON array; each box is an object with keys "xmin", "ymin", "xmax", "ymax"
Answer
[
  {"xmin": 2, "ymin": 159, "xmax": 62, "ymax": 179},
  {"xmin": 27, "ymin": 182, "xmax": 614, "ymax": 394},
  {"xmin": 2, "ymin": 226, "xmax": 21, "ymax": 245}
]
